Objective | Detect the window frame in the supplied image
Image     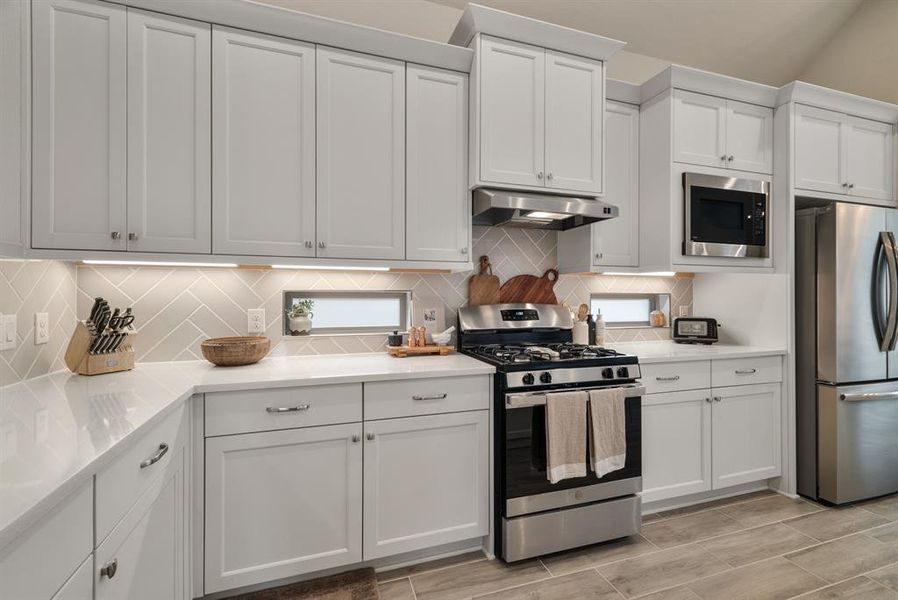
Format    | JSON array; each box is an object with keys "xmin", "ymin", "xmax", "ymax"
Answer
[
  {"xmin": 589, "ymin": 293, "xmax": 671, "ymax": 329},
  {"xmin": 283, "ymin": 290, "xmax": 412, "ymax": 336}
]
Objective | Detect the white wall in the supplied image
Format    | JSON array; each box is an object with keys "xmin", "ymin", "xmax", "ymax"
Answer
[{"xmin": 692, "ymin": 273, "xmax": 790, "ymax": 348}]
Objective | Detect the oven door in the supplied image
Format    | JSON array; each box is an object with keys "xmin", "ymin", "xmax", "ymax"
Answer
[
  {"xmin": 502, "ymin": 386, "xmax": 643, "ymax": 518},
  {"xmin": 684, "ymin": 173, "xmax": 769, "ymax": 258}
]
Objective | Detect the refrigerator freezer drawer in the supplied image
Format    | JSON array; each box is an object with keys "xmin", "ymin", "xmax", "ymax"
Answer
[{"xmin": 818, "ymin": 382, "xmax": 898, "ymax": 504}]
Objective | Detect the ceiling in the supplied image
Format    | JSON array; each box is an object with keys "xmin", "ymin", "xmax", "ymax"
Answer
[{"xmin": 425, "ymin": 0, "xmax": 865, "ymax": 86}]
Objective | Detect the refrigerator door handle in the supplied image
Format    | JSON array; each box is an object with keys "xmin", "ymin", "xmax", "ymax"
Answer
[
  {"xmin": 876, "ymin": 231, "xmax": 898, "ymax": 351},
  {"xmin": 840, "ymin": 390, "xmax": 898, "ymax": 402}
]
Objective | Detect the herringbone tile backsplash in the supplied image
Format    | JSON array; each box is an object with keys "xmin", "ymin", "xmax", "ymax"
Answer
[{"xmin": 1, "ymin": 227, "xmax": 692, "ymax": 385}]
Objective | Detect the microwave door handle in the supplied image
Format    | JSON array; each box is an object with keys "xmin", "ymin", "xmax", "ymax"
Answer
[{"xmin": 878, "ymin": 231, "xmax": 898, "ymax": 351}]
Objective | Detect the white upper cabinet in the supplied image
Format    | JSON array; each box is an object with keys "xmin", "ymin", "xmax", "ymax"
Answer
[
  {"xmin": 317, "ymin": 47, "xmax": 406, "ymax": 260},
  {"xmin": 673, "ymin": 90, "xmax": 772, "ymax": 175},
  {"xmin": 32, "ymin": 0, "xmax": 127, "ymax": 250},
  {"xmin": 127, "ymin": 10, "xmax": 211, "ymax": 254},
  {"xmin": 545, "ymin": 50, "xmax": 604, "ymax": 193},
  {"xmin": 212, "ymin": 27, "xmax": 316, "ymax": 257},
  {"xmin": 406, "ymin": 65, "xmax": 470, "ymax": 262},
  {"xmin": 594, "ymin": 100, "xmax": 638, "ymax": 267},
  {"xmin": 478, "ymin": 36, "xmax": 545, "ymax": 188},
  {"xmin": 795, "ymin": 104, "xmax": 895, "ymax": 203}
]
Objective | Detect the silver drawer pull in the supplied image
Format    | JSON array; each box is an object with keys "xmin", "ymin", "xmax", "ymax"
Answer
[
  {"xmin": 655, "ymin": 375, "xmax": 680, "ymax": 382},
  {"xmin": 100, "ymin": 559, "xmax": 118, "ymax": 579},
  {"xmin": 412, "ymin": 393, "xmax": 448, "ymax": 401},
  {"xmin": 266, "ymin": 404, "xmax": 311, "ymax": 413},
  {"xmin": 735, "ymin": 368, "xmax": 757, "ymax": 374},
  {"xmin": 139, "ymin": 443, "xmax": 169, "ymax": 469}
]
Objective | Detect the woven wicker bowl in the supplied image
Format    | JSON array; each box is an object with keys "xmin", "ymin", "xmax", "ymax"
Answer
[{"xmin": 201, "ymin": 336, "xmax": 270, "ymax": 366}]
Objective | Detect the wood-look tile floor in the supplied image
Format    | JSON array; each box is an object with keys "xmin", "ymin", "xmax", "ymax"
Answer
[{"xmin": 376, "ymin": 490, "xmax": 898, "ymax": 600}]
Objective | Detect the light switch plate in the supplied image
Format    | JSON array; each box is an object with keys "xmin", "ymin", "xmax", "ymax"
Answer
[
  {"xmin": 679, "ymin": 306, "xmax": 690, "ymax": 317},
  {"xmin": 0, "ymin": 314, "xmax": 16, "ymax": 351},
  {"xmin": 35, "ymin": 312, "xmax": 49, "ymax": 345},
  {"xmin": 247, "ymin": 308, "xmax": 266, "ymax": 334}
]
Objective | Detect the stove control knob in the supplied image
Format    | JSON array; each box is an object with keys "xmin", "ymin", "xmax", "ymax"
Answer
[
  {"xmin": 616, "ymin": 367, "xmax": 629, "ymax": 378},
  {"xmin": 601, "ymin": 368, "xmax": 614, "ymax": 379},
  {"xmin": 522, "ymin": 373, "xmax": 535, "ymax": 385},
  {"xmin": 539, "ymin": 372, "xmax": 552, "ymax": 384}
]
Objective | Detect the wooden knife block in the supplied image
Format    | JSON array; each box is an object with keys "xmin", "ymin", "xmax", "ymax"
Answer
[{"xmin": 64, "ymin": 321, "xmax": 137, "ymax": 376}]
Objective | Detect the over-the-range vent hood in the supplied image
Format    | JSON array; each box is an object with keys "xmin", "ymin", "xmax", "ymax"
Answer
[{"xmin": 472, "ymin": 188, "xmax": 618, "ymax": 231}]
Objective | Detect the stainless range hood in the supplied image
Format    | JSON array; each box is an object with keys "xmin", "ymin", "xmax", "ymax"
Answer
[{"xmin": 472, "ymin": 188, "xmax": 618, "ymax": 231}]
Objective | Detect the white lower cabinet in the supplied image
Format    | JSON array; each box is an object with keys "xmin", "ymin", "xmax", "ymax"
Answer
[
  {"xmin": 363, "ymin": 411, "xmax": 489, "ymax": 559},
  {"xmin": 96, "ymin": 450, "xmax": 186, "ymax": 600},
  {"xmin": 204, "ymin": 423, "xmax": 363, "ymax": 594},
  {"xmin": 52, "ymin": 556, "xmax": 93, "ymax": 600},
  {"xmin": 712, "ymin": 383, "xmax": 782, "ymax": 488}
]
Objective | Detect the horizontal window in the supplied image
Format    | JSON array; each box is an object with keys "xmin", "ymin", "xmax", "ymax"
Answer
[
  {"xmin": 283, "ymin": 291, "xmax": 410, "ymax": 335},
  {"xmin": 590, "ymin": 293, "xmax": 670, "ymax": 328}
]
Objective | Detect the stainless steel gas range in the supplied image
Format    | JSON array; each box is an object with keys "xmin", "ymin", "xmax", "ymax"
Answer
[{"xmin": 457, "ymin": 303, "xmax": 644, "ymax": 562}]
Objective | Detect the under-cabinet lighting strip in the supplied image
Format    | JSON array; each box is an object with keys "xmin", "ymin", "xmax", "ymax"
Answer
[
  {"xmin": 271, "ymin": 265, "xmax": 390, "ymax": 272},
  {"xmin": 81, "ymin": 260, "xmax": 239, "ymax": 268}
]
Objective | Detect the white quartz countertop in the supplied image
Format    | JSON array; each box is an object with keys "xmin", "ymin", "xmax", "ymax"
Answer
[
  {"xmin": 0, "ymin": 353, "xmax": 493, "ymax": 549},
  {"xmin": 616, "ymin": 340, "xmax": 787, "ymax": 364}
]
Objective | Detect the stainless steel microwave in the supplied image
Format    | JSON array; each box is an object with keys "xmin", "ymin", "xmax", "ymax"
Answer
[{"xmin": 683, "ymin": 173, "xmax": 770, "ymax": 258}]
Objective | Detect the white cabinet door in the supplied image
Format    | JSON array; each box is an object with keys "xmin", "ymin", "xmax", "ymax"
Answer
[
  {"xmin": 641, "ymin": 390, "xmax": 712, "ymax": 503},
  {"xmin": 794, "ymin": 104, "xmax": 846, "ymax": 195},
  {"xmin": 545, "ymin": 50, "xmax": 603, "ymax": 194},
  {"xmin": 406, "ymin": 65, "xmax": 469, "ymax": 262},
  {"xmin": 845, "ymin": 116, "xmax": 895, "ymax": 202},
  {"xmin": 317, "ymin": 47, "xmax": 405, "ymax": 260},
  {"xmin": 212, "ymin": 27, "xmax": 316, "ymax": 257},
  {"xmin": 673, "ymin": 90, "xmax": 726, "ymax": 169},
  {"xmin": 52, "ymin": 556, "xmax": 93, "ymax": 600},
  {"xmin": 363, "ymin": 411, "xmax": 489, "ymax": 559},
  {"xmin": 204, "ymin": 423, "xmax": 362, "ymax": 594},
  {"xmin": 712, "ymin": 383, "xmax": 782, "ymax": 489},
  {"xmin": 32, "ymin": 0, "xmax": 126, "ymax": 251},
  {"xmin": 479, "ymin": 36, "xmax": 545, "ymax": 187},
  {"xmin": 127, "ymin": 10, "xmax": 211, "ymax": 254},
  {"xmin": 725, "ymin": 100, "xmax": 773, "ymax": 174},
  {"xmin": 96, "ymin": 451, "xmax": 186, "ymax": 600},
  {"xmin": 593, "ymin": 101, "xmax": 638, "ymax": 267}
]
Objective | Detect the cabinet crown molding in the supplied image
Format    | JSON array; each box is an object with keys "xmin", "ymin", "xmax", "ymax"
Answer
[
  {"xmin": 778, "ymin": 81, "xmax": 898, "ymax": 123},
  {"xmin": 640, "ymin": 65, "xmax": 778, "ymax": 108}
]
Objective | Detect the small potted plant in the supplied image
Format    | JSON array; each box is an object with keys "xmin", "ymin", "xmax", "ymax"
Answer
[{"xmin": 286, "ymin": 298, "xmax": 314, "ymax": 335}]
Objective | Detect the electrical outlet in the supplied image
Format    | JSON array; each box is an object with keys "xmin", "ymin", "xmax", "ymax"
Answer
[
  {"xmin": 679, "ymin": 306, "xmax": 690, "ymax": 317},
  {"xmin": 247, "ymin": 308, "xmax": 266, "ymax": 334},
  {"xmin": 35, "ymin": 312, "xmax": 49, "ymax": 345},
  {"xmin": 0, "ymin": 314, "xmax": 16, "ymax": 351}
]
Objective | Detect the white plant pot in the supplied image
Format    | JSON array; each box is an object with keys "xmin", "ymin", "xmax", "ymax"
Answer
[{"xmin": 288, "ymin": 315, "xmax": 312, "ymax": 335}]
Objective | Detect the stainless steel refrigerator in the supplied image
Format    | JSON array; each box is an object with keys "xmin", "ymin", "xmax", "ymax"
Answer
[{"xmin": 797, "ymin": 202, "xmax": 898, "ymax": 504}]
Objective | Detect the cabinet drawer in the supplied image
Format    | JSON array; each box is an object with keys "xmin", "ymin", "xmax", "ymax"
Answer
[
  {"xmin": 640, "ymin": 361, "xmax": 711, "ymax": 394},
  {"xmin": 364, "ymin": 375, "xmax": 490, "ymax": 420},
  {"xmin": 0, "ymin": 482, "xmax": 92, "ymax": 600},
  {"xmin": 204, "ymin": 384, "xmax": 362, "ymax": 437},
  {"xmin": 96, "ymin": 404, "xmax": 188, "ymax": 546},
  {"xmin": 712, "ymin": 356, "xmax": 782, "ymax": 387}
]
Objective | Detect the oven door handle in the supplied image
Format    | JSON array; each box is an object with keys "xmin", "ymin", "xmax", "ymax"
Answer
[{"xmin": 506, "ymin": 384, "xmax": 645, "ymax": 408}]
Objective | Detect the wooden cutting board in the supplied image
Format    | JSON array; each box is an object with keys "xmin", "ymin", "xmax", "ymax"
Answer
[
  {"xmin": 469, "ymin": 256, "xmax": 500, "ymax": 305},
  {"xmin": 499, "ymin": 269, "xmax": 559, "ymax": 304}
]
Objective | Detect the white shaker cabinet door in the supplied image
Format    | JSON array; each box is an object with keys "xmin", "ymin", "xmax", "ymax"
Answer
[
  {"xmin": 845, "ymin": 116, "xmax": 895, "ymax": 203},
  {"xmin": 478, "ymin": 36, "xmax": 545, "ymax": 187},
  {"xmin": 32, "ymin": 0, "xmax": 127, "ymax": 251},
  {"xmin": 673, "ymin": 89, "xmax": 726, "ymax": 169},
  {"xmin": 593, "ymin": 101, "xmax": 638, "ymax": 267},
  {"xmin": 212, "ymin": 27, "xmax": 316, "ymax": 257},
  {"xmin": 95, "ymin": 451, "xmax": 186, "ymax": 600},
  {"xmin": 52, "ymin": 556, "xmax": 93, "ymax": 600},
  {"xmin": 794, "ymin": 104, "xmax": 846, "ymax": 196},
  {"xmin": 725, "ymin": 100, "xmax": 773, "ymax": 175},
  {"xmin": 545, "ymin": 50, "xmax": 604, "ymax": 194},
  {"xmin": 711, "ymin": 383, "xmax": 782, "ymax": 489},
  {"xmin": 641, "ymin": 390, "xmax": 713, "ymax": 503},
  {"xmin": 363, "ymin": 411, "xmax": 489, "ymax": 559},
  {"xmin": 127, "ymin": 10, "xmax": 211, "ymax": 254},
  {"xmin": 204, "ymin": 424, "xmax": 363, "ymax": 594},
  {"xmin": 316, "ymin": 47, "xmax": 405, "ymax": 260},
  {"xmin": 406, "ymin": 65, "xmax": 469, "ymax": 262}
]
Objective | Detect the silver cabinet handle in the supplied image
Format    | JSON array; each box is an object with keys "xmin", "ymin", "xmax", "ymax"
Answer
[
  {"xmin": 595, "ymin": 252, "xmax": 603, "ymax": 260},
  {"xmin": 110, "ymin": 231, "xmax": 121, "ymax": 240},
  {"xmin": 705, "ymin": 397, "xmax": 712, "ymax": 403},
  {"xmin": 536, "ymin": 171, "xmax": 544, "ymax": 180},
  {"xmin": 128, "ymin": 233, "xmax": 138, "ymax": 241},
  {"xmin": 843, "ymin": 182, "xmax": 849, "ymax": 188},
  {"xmin": 139, "ymin": 443, "xmax": 169, "ymax": 469},
  {"xmin": 547, "ymin": 172, "xmax": 554, "ymax": 180},
  {"xmin": 460, "ymin": 247, "xmax": 468, "ymax": 255},
  {"xmin": 734, "ymin": 368, "xmax": 757, "ymax": 374},
  {"xmin": 714, "ymin": 396, "xmax": 721, "ymax": 402},
  {"xmin": 412, "ymin": 393, "xmax": 448, "ymax": 401},
  {"xmin": 727, "ymin": 155, "xmax": 734, "ymax": 162},
  {"xmin": 366, "ymin": 432, "xmax": 375, "ymax": 441},
  {"xmin": 720, "ymin": 155, "xmax": 727, "ymax": 161},
  {"xmin": 849, "ymin": 183, "xmax": 855, "ymax": 189},
  {"xmin": 318, "ymin": 241, "xmax": 327, "ymax": 249},
  {"xmin": 351, "ymin": 434, "xmax": 361, "ymax": 443},
  {"xmin": 655, "ymin": 375, "xmax": 680, "ymax": 382},
  {"xmin": 305, "ymin": 241, "xmax": 313, "ymax": 248},
  {"xmin": 266, "ymin": 404, "xmax": 310, "ymax": 413},
  {"xmin": 100, "ymin": 559, "xmax": 118, "ymax": 579}
]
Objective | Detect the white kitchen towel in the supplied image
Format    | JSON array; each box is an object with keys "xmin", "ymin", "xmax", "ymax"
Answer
[
  {"xmin": 545, "ymin": 391, "xmax": 588, "ymax": 483},
  {"xmin": 588, "ymin": 388, "xmax": 627, "ymax": 477}
]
